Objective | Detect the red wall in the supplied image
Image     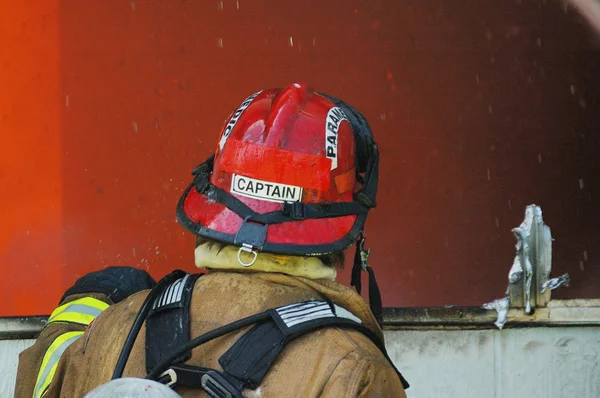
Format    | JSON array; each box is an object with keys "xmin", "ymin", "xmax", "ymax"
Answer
[{"xmin": 2, "ymin": 0, "xmax": 599, "ymax": 316}]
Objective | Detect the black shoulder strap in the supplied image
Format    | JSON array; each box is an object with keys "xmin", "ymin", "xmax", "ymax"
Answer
[
  {"xmin": 146, "ymin": 273, "xmax": 202, "ymax": 372},
  {"xmin": 150, "ymin": 300, "xmax": 409, "ymax": 396},
  {"xmin": 220, "ymin": 301, "xmax": 408, "ymax": 389}
]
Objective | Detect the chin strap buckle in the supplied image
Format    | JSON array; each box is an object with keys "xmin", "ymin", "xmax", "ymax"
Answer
[{"xmin": 358, "ymin": 237, "xmax": 370, "ymax": 271}]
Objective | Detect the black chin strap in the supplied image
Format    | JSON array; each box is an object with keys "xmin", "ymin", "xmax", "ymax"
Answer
[{"xmin": 351, "ymin": 235, "xmax": 383, "ymax": 325}]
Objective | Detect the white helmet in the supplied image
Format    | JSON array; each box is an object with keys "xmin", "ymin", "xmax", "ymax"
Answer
[{"xmin": 84, "ymin": 378, "xmax": 181, "ymax": 398}]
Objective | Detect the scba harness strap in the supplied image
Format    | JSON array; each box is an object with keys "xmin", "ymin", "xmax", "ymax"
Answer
[
  {"xmin": 143, "ymin": 273, "xmax": 409, "ymax": 397},
  {"xmin": 146, "ymin": 273, "xmax": 202, "ymax": 372}
]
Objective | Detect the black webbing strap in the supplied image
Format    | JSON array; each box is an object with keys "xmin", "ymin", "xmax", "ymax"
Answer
[
  {"xmin": 220, "ymin": 300, "xmax": 408, "ymax": 390},
  {"xmin": 112, "ymin": 269, "xmax": 188, "ymax": 380},
  {"xmin": 145, "ymin": 273, "xmax": 201, "ymax": 372},
  {"xmin": 193, "ymin": 170, "xmax": 256, "ymax": 221},
  {"xmin": 355, "ymin": 147, "xmax": 379, "ymax": 208},
  {"xmin": 249, "ymin": 201, "xmax": 369, "ymax": 225},
  {"xmin": 351, "ymin": 236, "xmax": 384, "ymax": 325}
]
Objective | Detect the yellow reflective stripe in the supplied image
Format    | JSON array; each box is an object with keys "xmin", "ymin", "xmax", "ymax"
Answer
[
  {"xmin": 33, "ymin": 331, "xmax": 84, "ymax": 398},
  {"xmin": 47, "ymin": 297, "xmax": 109, "ymax": 326}
]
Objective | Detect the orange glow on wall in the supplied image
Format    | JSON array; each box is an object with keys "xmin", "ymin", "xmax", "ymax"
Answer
[
  {"xmin": 1, "ymin": 0, "xmax": 62, "ymax": 315},
  {"xmin": 1, "ymin": 1, "xmax": 599, "ymax": 316}
]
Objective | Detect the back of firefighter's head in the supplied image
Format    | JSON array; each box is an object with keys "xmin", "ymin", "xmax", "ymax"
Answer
[{"xmin": 177, "ymin": 83, "xmax": 379, "ymax": 269}]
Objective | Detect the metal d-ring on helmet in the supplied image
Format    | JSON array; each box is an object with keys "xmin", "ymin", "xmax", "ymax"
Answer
[{"xmin": 176, "ymin": 83, "xmax": 383, "ymax": 322}]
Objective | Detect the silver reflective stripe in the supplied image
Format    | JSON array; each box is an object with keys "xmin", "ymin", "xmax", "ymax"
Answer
[
  {"xmin": 50, "ymin": 304, "xmax": 103, "ymax": 320},
  {"xmin": 175, "ymin": 274, "xmax": 189, "ymax": 301},
  {"xmin": 333, "ymin": 305, "xmax": 363, "ymax": 324},
  {"xmin": 33, "ymin": 333, "xmax": 82, "ymax": 398},
  {"xmin": 280, "ymin": 304, "xmax": 330, "ymax": 318},
  {"xmin": 153, "ymin": 274, "xmax": 190, "ymax": 309},
  {"xmin": 276, "ymin": 301, "xmax": 363, "ymax": 328},
  {"xmin": 278, "ymin": 301, "xmax": 324, "ymax": 314},
  {"xmin": 284, "ymin": 309, "xmax": 333, "ymax": 327}
]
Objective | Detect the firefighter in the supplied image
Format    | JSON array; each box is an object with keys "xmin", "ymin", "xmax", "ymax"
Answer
[{"xmin": 15, "ymin": 83, "xmax": 408, "ymax": 397}]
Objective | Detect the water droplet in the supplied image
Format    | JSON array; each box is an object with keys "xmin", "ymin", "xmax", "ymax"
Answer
[
  {"xmin": 488, "ymin": 104, "xmax": 493, "ymax": 114},
  {"xmin": 579, "ymin": 98, "xmax": 587, "ymax": 109},
  {"xmin": 495, "ymin": 217, "xmax": 500, "ymax": 227},
  {"xmin": 570, "ymin": 84, "xmax": 576, "ymax": 95},
  {"xmin": 236, "ymin": 0, "xmax": 239, "ymax": 10},
  {"xmin": 580, "ymin": 261, "xmax": 585, "ymax": 271},
  {"xmin": 475, "ymin": 74, "xmax": 480, "ymax": 84},
  {"xmin": 579, "ymin": 178, "xmax": 585, "ymax": 189},
  {"xmin": 65, "ymin": 95, "xmax": 70, "ymax": 107},
  {"xmin": 508, "ymin": 199, "xmax": 512, "ymax": 210},
  {"xmin": 132, "ymin": 121, "xmax": 138, "ymax": 133},
  {"xmin": 217, "ymin": 1, "xmax": 223, "ymax": 10},
  {"xmin": 130, "ymin": 1, "xmax": 135, "ymax": 10},
  {"xmin": 217, "ymin": 37, "xmax": 223, "ymax": 48},
  {"xmin": 583, "ymin": 250, "xmax": 588, "ymax": 261},
  {"xmin": 538, "ymin": 153, "xmax": 542, "ymax": 163},
  {"xmin": 536, "ymin": 37, "xmax": 542, "ymax": 47},
  {"xmin": 487, "ymin": 168, "xmax": 491, "ymax": 181},
  {"xmin": 379, "ymin": 113, "xmax": 387, "ymax": 121},
  {"xmin": 312, "ymin": 37, "xmax": 316, "ymax": 46},
  {"xmin": 289, "ymin": 36, "xmax": 294, "ymax": 47}
]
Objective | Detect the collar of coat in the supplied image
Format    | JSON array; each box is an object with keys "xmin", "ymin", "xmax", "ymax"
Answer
[{"xmin": 194, "ymin": 243, "xmax": 337, "ymax": 281}]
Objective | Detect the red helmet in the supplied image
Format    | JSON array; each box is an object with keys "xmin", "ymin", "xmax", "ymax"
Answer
[{"xmin": 176, "ymin": 83, "xmax": 379, "ymax": 257}]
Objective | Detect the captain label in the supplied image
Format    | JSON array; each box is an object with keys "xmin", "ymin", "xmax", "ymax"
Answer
[{"xmin": 231, "ymin": 174, "xmax": 303, "ymax": 203}]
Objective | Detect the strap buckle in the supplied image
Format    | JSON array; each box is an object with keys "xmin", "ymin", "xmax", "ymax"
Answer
[
  {"xmin": 354, "ymin": 191, "xmax": 377, "ymax": 208},
  {"xmin": 234, "ymin": 216, "xmax": 267, "ymax": 251},
  {"xmin": 159, "ymin": 368, "xmax": 178, "ymax": 387},
  {"xmin": 201, "ymin": 371, "xmax": 242, "ymax": 398},
  {"xmin": 283, "ymin": 201, "xmax": 305, "ymax": 220},
  {"xmin": 358, "ymin": 237, "xmax": 370, "ymax": 271}
]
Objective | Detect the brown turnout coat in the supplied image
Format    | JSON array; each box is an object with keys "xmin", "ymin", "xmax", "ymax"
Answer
[{"xmin": 16, "ymin": 271, "xmax": 407, "ymax": 397}]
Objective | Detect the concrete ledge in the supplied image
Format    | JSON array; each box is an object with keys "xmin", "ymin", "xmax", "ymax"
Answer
[
  {"xmin": 0, "ymin": 317, "xmax": 47, "ymax": 340},
  {"xmin": 384, "ymin": 299, "xmax": 600, "ymax": 329}
]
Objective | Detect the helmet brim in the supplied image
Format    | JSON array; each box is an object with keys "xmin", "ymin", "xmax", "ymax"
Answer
[{"xmin": 176, "ymin": 183, "xmax": 365, "ymax": 256}]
